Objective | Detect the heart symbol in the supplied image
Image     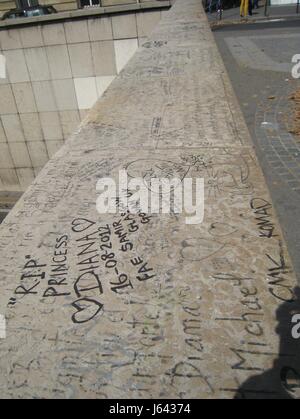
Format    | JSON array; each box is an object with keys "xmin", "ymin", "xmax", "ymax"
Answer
[{"xmin": 71, "ymin": 298, "xmax": 103, "ymax": 324}]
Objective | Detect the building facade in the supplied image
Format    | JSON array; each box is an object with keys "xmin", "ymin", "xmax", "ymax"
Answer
[
  {"xmin": 0, "ymin": 2, "xmax": 172, "ymax": 194},
  {"xmin": 0, "ymin": 0, "xmax": 165, "ymax": 18}
]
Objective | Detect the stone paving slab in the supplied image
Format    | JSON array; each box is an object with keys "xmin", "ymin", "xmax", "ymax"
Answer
[{"xmin": 0, "ymin": 0, "xmax": 299, "ymax": 399}]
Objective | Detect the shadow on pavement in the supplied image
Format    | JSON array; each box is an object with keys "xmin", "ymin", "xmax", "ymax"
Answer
[{"xmin": 235, "ymin": 287, "xmax": 300, "ymax": 399}]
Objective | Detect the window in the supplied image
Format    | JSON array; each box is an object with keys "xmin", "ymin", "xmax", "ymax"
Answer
[{"xmin": 80, "ymin": 0, "xmax": 101, "ymax": 8}]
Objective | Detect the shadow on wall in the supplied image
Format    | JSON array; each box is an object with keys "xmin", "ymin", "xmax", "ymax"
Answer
[
  {"xmin": 0, "ymin": 212, "xmax": 7, "ymax": 222},
  {"xmin": 235, "ymin": 287, "xmax": 300, "ymax": 399},
  {"xmin": 0, "ymin": 191, "xmax": 22, "ymax": 222}
]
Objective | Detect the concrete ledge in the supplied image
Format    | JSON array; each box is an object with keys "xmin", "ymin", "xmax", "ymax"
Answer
[
  {"xmin": 0, "ymin": 0, "xmax": 299, "ymax": 399},
  {"xmin": 0, "ymin": 0, "xmax": 172, "ymax": 29}
]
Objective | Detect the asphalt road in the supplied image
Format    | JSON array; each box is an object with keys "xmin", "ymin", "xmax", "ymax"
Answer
[{"xmin": 214, "ymin": 19, "xmax": 300, "ymax": 281}]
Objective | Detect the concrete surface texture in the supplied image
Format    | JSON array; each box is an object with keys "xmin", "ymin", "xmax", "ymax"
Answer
[
  {"xmin": 0, "ymin": 7, "xmax": 166, "ymax": 193},
  {"xmin": 0, "ymin": 0, "xmax": 299, "ymax": 399}
]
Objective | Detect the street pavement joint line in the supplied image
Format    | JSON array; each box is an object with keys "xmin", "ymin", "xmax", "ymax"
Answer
[{"xmin": 225, "ymin": 36, "xmax": 292, "ymax": 73}]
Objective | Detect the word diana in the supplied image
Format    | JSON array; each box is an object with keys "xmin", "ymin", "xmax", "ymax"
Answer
[{"xmin": 96, "ymin": 169, "xmax": 205, "ymax": 225}]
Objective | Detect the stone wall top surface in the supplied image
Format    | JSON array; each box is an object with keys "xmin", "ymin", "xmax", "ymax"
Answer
[{"xmin": 0, "ymin": 0, "xmax": 299, "ymax": 399}]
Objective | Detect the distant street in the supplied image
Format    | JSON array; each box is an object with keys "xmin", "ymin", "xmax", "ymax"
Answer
[
  {"xmin": 213, "ymin": 18, "xmax": 300, "ymax": 281},
  {"xmin": 207, "ymin": 4, "xmax": 300, "ymax": 24}
]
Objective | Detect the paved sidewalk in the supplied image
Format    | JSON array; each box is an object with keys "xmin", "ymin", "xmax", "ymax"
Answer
[{"xmin": 214, "ymin": 21, "xmax": 300, "ymax": 282}]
